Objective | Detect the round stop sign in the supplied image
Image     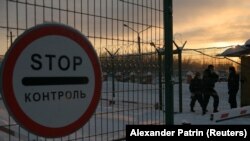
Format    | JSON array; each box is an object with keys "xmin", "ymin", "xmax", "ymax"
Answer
[{"xmin": 0, "ymin": 23, "xmax": 102, "ymax": 137}]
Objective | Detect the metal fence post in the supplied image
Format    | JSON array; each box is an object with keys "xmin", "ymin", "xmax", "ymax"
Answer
[
  {"xmin": 164, "ymin": 0, "xmax": 174, "ymax": 125},
  {"xmin": 105, "ymin": 48, "xmax": 120, "ymax": 105},
  {"xmin": 173, "ymin": 41, "xmax": 187, "ymax": 113}
]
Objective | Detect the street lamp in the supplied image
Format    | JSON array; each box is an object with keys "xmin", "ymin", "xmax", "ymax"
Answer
[
  {"xmin": 123, "ymin": 24, "xmax": 152, "ymax": 55},
  {"xmin": 124, "ymin": 24, "xmax": 152, "ymax": 83}
]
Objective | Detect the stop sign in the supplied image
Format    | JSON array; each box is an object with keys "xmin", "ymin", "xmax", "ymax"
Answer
[{"xmin": 0, "ymin": 23, "xmax": 102, "ymax": 138}]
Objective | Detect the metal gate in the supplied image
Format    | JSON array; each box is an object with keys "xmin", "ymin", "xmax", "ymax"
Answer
[{"xmin": 0, "ymin": 0, "xmax": 165, "ymax": 140}]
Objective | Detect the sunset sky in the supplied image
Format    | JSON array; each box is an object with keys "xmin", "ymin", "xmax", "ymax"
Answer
[
  {"xmin": 0, "ymin": 0, "xmax": 249, "ymax": 55},
  {"xmin": 173, "ymin": 0, "xmax": 250, "ymax": 49}
]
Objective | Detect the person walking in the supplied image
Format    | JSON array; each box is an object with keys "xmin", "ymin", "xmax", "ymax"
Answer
[
  {"xmin": 202, "ymin": 65, "xmax": 219, "ymax": 113},
  {"xmin": 189, "ymin": 72, "xmax": 206, "ymax": 115},
  {"xmin": 228, "ymin": 66, "xmax": 239, "ymax": 109}
]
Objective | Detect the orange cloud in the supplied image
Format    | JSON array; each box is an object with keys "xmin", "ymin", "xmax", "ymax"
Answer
[{"xmin": 173, "ymin": 0, "xmax": 250, "ymax": 48}]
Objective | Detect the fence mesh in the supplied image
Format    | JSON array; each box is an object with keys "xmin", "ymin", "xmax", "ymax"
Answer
[{"xmin": 0, "ymin": 0, "xmax": 241, "ymax": 140}]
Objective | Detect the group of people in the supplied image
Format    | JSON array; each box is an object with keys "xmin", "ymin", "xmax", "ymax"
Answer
[{"xmin": 189, "ymin": 65, "xmax": 239, "ymax": 115}]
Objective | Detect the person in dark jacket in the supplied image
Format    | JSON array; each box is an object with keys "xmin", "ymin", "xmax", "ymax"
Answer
[
  {"xmin": 189, "ymin": 72, "xmax": 206, "ymax": 115},
  {"xmin": 202, "ymin": 65, "xmax": 219, "ymax": 113},
  {"xmin": 228, "ymin": 66, "xmax": 239, "ymax": 109}
]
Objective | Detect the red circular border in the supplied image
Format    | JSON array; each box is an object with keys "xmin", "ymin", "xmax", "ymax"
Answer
[{"xmin": 1, "ymin": 24, "xmax": 102, "ymax": 138}]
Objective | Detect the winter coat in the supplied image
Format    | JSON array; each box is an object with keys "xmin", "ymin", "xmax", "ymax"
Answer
[
  {"xmin": 189, "ymin": 77, "xmax": 203, "ymax": 93},
  {"xmin": 228, "ymin": 72, "xmax": 239, "ymax": 93},
  {"xmin": 202, "ymin": 69, "xmax": 219, "ymax": 89}
]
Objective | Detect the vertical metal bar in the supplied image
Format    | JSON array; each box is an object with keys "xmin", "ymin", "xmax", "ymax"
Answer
[
  {"xmin": 178, "ymin": 49, "xmax": 183, "ymax": 113},
  {"xmin": 51, "ymin": 0, "xmax": 53, "ymax": 21},
  {"xmin": 16, "ymin": 0, "xmax": 19, "ymax": 35},
  {"xmin": 156, "ymin": 0, "xmax": 160, "ymax": 122},
  {"xmin": 73, "ymin": 0, "xmax": 76, "ymax": 28},
  {"xmin": 159, "ymin": 54, "xmax": 163, "ymax": 110},
  {"xmin": 93, "ymin": 0, "xmax": 97, "ymax": 140},
  {"xmin": 43, "ymin": 0, "xmax": 45, "ymax": 22},
  {"xmin": 35, "ymin": 0, "xmax": 37, "ymax": 25},
  {"xmin": 111, "ymin": 56, "xmax": 115, "ymax": 139},
  {"xmin": 80, "ymin": 0, "xmax": 82, "ymax": 32},
  {"xmin": 141, "ymin": 0, "xmax": 144, "ymax": 123},
  {"xmin": 121, "ymin": 0, "xmax": 125, "ymax": 138},
  {"xmin": 66, "ymin": 0, "xmax": 68, "ymax": 25},
  {"xmin": 146, "ymin": 0, "xmax": 150, "ymax": 123},
  {"xmin": 142, "ymin": 0, "xmax": 146, "ymax": 123},
  {"xmin": 87, "ymin": 0, "xmax": 91, "ymax": 140},
  {"xmin": 25, "ymin": 0, "xmax": 27, "ymax": 28},
  {"xmin": 6, "ymin": 0, "xmax": 10, "ymax": 136},
  {"xmin": 99, "ymin": 0, "xmax": 103, "ymax": 140},
  {"xmin": 150, "ymin": 0, "xmax": 154, "ymax": 123},
  {"xmin": 18, "ymin": 126, "xmax": 21, "ymax": 141},
  {"xmin": 66, "ymin": 1, "xmax": 70, "ymax": 140},
  {"xmin": 8, "ymin": 116, "xmax": 11, "ymax": 141},
  {"xmin": 116, "ymin": 0, "xmax": 120, "ymax": 138},
  {"xmin": 10, "ymin": 31, "xmax": 13, "ymax": 47},
  {"xmin": 125, "ymin": 0, "xmax": 129, "ymax": 126},
  {"xmin": 105, "ymin": 0, "xmax": 108, "ymax": 140},
  {"xmin": 59, "ymin": 0, "xmax": 61, "ymax": 23},
  {"xmin": 87, "ymin": 0, "xmax": 90, "ymax": 35},
  {"xmin": 111, "ymin": 0, "xmax": 114, "ymax": 139},
  {"xmin": 164, "ymin": 0, "xmax": 174, "ymax": 124},
  {"xmin": 6, "ymin": 0, "xmax": 9, "ymax": 52},
  {"xmin": 73, "ymin": 0, "xmax": 77, "ymax": 139},
  {"xmin": 158, "ymin": 1, "xmax": 163, "ymax": 123},
  {"xmin": 132, "ymin": 0, "xmax": 136, "ymax": 125},
  {"xmin": 136, "ymin": 1, "xmax": 140, "ymax": 56}
]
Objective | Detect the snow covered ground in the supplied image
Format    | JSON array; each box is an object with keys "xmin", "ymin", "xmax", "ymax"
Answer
[
  {"xmin": 174, "ymin": 81, "xmax": 250, "ymax": 125},
  {"xmin": 0, "ymin": 80, "xmax": 249, "ymax": 140}
]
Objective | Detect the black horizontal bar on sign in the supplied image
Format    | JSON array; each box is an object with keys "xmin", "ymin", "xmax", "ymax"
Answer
[{"xmin": 22, "ymin": 77, "xmax": 89, "ymax": 86}]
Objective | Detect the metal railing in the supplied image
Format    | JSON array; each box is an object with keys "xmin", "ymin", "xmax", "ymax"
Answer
[
  {"xmin": 0, "ymin": 0, "xmax": 239, "ymax": 140},
  {"xmin": 0, "ymin": 0, "xmax": 165, "ymax": 140}
]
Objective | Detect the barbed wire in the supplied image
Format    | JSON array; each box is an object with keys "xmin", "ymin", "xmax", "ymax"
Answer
[
  {"xmin": 224, "ymin": 57, "xmax": 241, "ymax": 65},
  {"xmin": 183, "ymin": 47, "xmax": 241, "ymax": 65}
]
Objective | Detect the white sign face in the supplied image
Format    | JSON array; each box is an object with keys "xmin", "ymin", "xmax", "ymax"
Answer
[{"xmin": 0, "ymin": 24, "xmax": 102, "ymax": 138}]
